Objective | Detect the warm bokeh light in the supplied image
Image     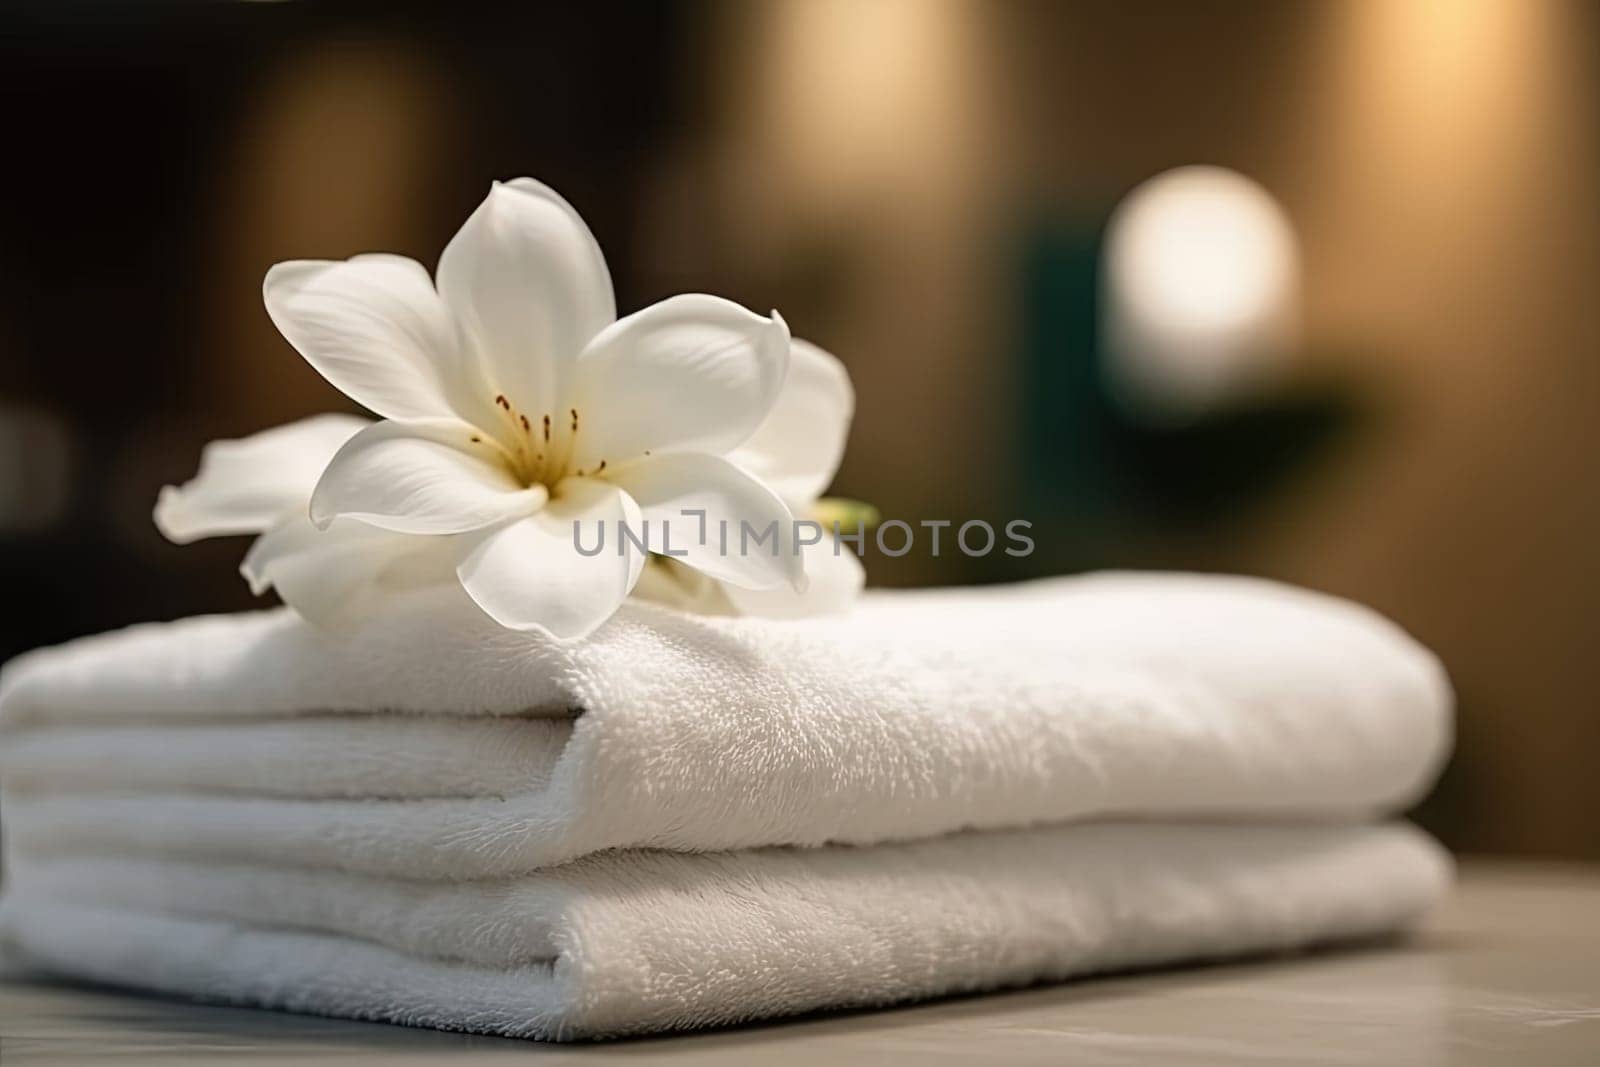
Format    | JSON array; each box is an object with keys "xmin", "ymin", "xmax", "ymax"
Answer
[
  {"xmin": 747, "ymin": 0, "xmax": 986, "ymax": 208},
  {"xmin": 1104, "ymin": 166, "xmax": 1300, "ymax": 421}
]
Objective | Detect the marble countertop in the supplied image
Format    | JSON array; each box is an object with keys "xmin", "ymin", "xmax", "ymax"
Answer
[{"xmin": 3, "ymin": 860, "xmax": 1597, "ymax": 1065}]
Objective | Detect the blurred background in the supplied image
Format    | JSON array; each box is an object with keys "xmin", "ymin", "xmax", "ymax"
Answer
[{"xmin": 0, "ymin": 0, "xmax": 1595, "ymax": 858}]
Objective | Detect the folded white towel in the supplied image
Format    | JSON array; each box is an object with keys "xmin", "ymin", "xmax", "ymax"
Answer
[
  {"xmin": 0, "ymin": 573, "xmax": 1455, "ymax": 1038},
  {"xmin": 0, "ymin": 821, "xmax": 1450, "ymax": 1040},
  {"xmin": 0, "ymin": 573, "xmax": 1451, "ymax": 879}
]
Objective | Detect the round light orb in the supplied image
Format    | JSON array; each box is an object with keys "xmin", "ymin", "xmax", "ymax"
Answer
[{"xmin": 1103, "ymin": 165, "xmax": 1300, "ymax": 422}]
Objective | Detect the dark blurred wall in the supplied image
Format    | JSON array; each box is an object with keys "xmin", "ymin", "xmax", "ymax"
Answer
[
  {"xmin": 1, "ymin": 1, "xmax": 1597, "ymax": 859},
  {"xmin": 0, "ymin": 0, "xmax": 685, "ymax": 637}
]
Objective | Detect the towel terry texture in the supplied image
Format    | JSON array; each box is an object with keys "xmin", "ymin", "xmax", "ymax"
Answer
[
  {"xmin": 0, "ymin": 572, "xmax": 1455, "ymax": 1039},
  {"xmin": 0, "ymin": 573, "xmax": 1451, "ymax": 878}
]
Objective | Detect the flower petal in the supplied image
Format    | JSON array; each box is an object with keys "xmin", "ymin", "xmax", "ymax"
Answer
[
  {"xmin": 606, "ymin": 451, "xmax": 804, "ymax": 592},
  {"xmin": 722, "ymin": 532, "xmax": 865, "ymax": 618},
  {"xmin": 727, "ymin": 339, "xmax": 855, "ymax": 505},
  {"xmin": 154, "ymin": 414, "xmax": 370, "ymax": 544},
  {"xmin": 241, "ymin": 515, "xmax": 447, "ymax": 624},
  {"xmin": 309, "ymin": 419, "xmax": 546, "ymax": 535},
  {"xmin": 631, "ymin": 556, "xmax": 734, "ymax": 615},
  {"xmin": 455, "ymin": 478, "xmax": 642, "ymax": 639},
  {"xmin": 436, "ymin": 179, "xmax": 615, "ymax": 419},
  {"xmin": 264, "ymin": 254, "xmax": 489, "ymax": 424},
  {"xmin": 569, "ymin": 295, "xmax": 791, "ymax": 471}
]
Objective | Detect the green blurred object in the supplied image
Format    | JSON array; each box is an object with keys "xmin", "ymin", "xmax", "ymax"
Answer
[
  {"xmin": 1018, "ymin": 218, "xmax": 1358, "ymax": 528},
  {"xmin": 812, "ymin": 498, "xmax": 882, "ymax": 531}
]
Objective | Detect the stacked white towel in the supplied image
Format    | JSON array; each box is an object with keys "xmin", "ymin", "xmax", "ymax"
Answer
[{"xmin": 0, "ymin": 572, "xmax": 1454, "ymax": 1039}]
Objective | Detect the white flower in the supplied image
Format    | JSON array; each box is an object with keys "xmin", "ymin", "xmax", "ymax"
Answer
[
  {"xmin": 155, "ymin": 178, "xmax": 856, "ymax": 638},
  {"xmin": 634, "ymin": 339, "xmax": 865, "ymax": 618},
  {"xmin": 156, "ymin": 336, "xmax": 863, "ymax": 627},
  {"xmin": 154, "ymin": 414, "xmax": 448, "ymax": 623}
]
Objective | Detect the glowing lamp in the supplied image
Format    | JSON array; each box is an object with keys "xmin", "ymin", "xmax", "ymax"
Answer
[{"xmin": 1104, "ymin": 166, "xmax": 1300, "ymax": 421}]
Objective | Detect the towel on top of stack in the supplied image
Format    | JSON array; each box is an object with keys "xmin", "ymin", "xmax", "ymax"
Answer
[{"xmin": 0, "ymin": 571, "xmax": 1454, "ymax": 1039}]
